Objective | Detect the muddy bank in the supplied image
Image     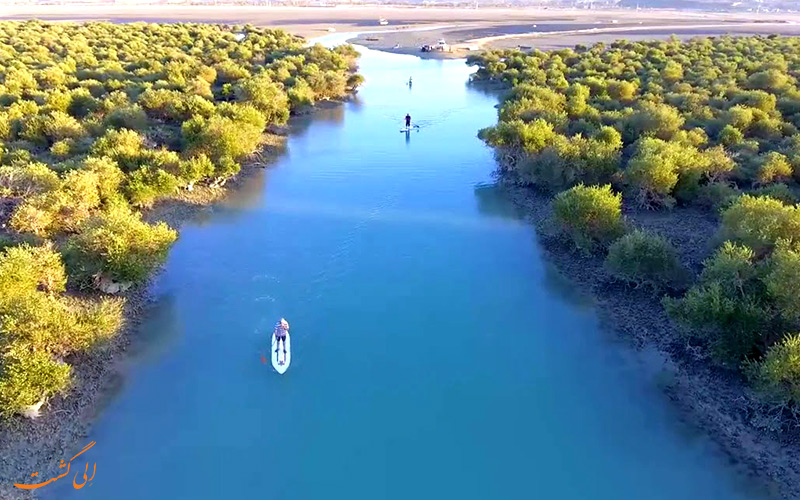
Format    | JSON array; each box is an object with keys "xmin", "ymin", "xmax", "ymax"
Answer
[{"xmin": 502, "ymin": 180, "xmax": 800, "ymax": 499}]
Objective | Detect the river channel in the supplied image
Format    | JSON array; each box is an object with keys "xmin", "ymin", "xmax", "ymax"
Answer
[{"xmin": 52, "ymin": 40, "xmax": 764, "ymax": 500}]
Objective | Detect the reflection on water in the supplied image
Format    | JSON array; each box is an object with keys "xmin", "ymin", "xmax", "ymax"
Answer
[
  {"xmin": 125, "ymin": 288, "xmax": 180, "ymax": 364},
  {"xmin": 221, "ymin": 167, "xmax": 269, "ymax": 212},
  {"xmin": 473, "ymin": 182, "xmax": 518, "ymax": 219},
  {"xmin": 290, "ymin": 101, "xmax": 348, "ymax": 136}
]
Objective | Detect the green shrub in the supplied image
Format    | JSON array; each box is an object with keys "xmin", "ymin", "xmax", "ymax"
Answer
[
  {"xmin": 0, "ymin": 162, "xmax": 59, "ymax": 197},
  {"xmin": 90, "ymin": 128, "xmax": 146, "ymax": 171},
  {"xmin": 718, "ymin": 124, "xmax": 744, "ymax": 146},
  {"xmin": 0, "ymin": 243, "xmax": 124, "ymax": 416},
  {"xmin": 625, "ymin": 137, "xmax": 702, "ymax": 207},
  {"xmin": 764, "ymin": 240, "xmax": 800, "ymax": 325},
  {"xmin": 746, "ymin": 334, "xmax": 800, "ymax": 406},
  {"xmin": 623, "ymin": 101, "xmax": 685, "ymax": 141},
  {"xmin": 721, "ymin": 195, "xmax": 800, "ymax": 254},
  {"xmin": 287, "ymin": 78, "xmax": 315, "ymax": 108},
  {"xmin": 0, "ymin": 243, "xmax": 66, "ymax": 296},
  {"xmin": 664, "ymin": 241, "xmax": 769, "ymax": 364},
  {"xmin": 125, "ymin": 167, "xmax": 179, "ymax": 207},
  {"xmin": 9, "ymin": 169, "xmax": 105, "ymax": 235},
  {"xmin": 605, "ymin": 229, "xmax": 686, "ymax": 288},
  {"xmin": 81, "ymin": 156, "xmax": 125, "ymax": 205},
  {"xmin": 42, "ymin": 111, "xmax": 85, "ymax": 142},
  {"xmin": 756, "ymin": 152, "xmax": 793, "ymax": 185},
  {"xmin": 66, "ymin": 204, "xmax": 177, "ymax": 283},
  {"xmin": 752, "ymin": 183, "xmax": 798, "ymax": 205},
  {"xmin": 178, "ymin": 154, "xmax": 215, "ymax": 187},
  {"xmin": 234, "ymin": 74, "xmax": 290, "ymax": 124},
  {"xmin": 181, "ymin": 106, "xmax": 266, "ymax": 167},
  {"xmin": 0, "ymin": 349, "xmax": 71, "ymax": 417},
  {"xmin": 553, "ymin": 184, "xmax": 624, "ymax": 250},
  {"xmin": 698, "ymin": 182, "xmax": 740, "ymax": 211},
  {"xmin": 104, "ymin": 105, "xmax": 148, "ymax": 130},
  {"xmin": 50, "ymin": 139, "xmax": 73, "ymax": 158}
]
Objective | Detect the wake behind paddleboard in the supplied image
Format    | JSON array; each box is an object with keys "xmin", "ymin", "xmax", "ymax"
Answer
[{"xmin": 271, "ymin": 332, "xmax": 291, "ymax": 374}]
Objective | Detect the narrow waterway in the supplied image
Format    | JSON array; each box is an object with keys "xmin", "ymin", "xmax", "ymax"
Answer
[{"xmin": 52, "ymin": 43, "xmax": 765, "ymax": 500}]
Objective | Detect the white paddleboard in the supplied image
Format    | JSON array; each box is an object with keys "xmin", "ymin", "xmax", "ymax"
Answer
[
  {"xmin": 271, "ymin": 332, "xmax": 291, "ymax": 374},
  {"xmin": 400, "ymin": 127, "xmax": 411, "ymax": 132}
]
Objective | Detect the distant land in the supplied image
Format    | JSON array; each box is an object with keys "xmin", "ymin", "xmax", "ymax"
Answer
[{"xmin": 0, "ymin": 0, "xmax": 797, "ymax": 15}]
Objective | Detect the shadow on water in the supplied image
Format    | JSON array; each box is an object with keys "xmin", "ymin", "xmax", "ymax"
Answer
[
  {"xmin": 87, "ymin": 288, "xmax": 180, "ymax": 421},
  {"xmin": 125, "ymin": 290, "xmax": 181, "ymax": 364},
  {"xmin": 290, "ymin": 99, "xmax": 349, "ymax": 136},
  {"xmin": 473, "ymin": 182, "xmax": 520, "ymax": 219},
  {"xmin": 466, "ymin": 79, "xmax": 510, "ymax": 102},
  {"xmin": 473, "ymin": 181, "xmax": 596, "ymax": 309}
]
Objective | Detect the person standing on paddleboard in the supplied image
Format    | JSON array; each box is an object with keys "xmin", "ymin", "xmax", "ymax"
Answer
[
  {"xmin": 274, "ymin": 318, "xmax": 289, "ymax": 354},
  {"xmin": 405, "ymin": 113, "xmax": 411, "ymax": 128}
]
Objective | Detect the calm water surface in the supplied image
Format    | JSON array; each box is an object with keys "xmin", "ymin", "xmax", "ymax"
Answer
[{"xmin": 53, "ymin": 44, "xmax": 764, "ymax": 500}]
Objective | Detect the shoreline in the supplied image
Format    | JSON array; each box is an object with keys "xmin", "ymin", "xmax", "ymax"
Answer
[{"xmin": 501, "ymin": 180, "xmax": 800, "ymax": 499}]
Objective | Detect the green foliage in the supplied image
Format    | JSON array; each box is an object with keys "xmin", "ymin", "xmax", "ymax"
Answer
[
  {"xmin": 752, "ymin": 183, "xmax": 798, "ymax": 205},
  {"xmin": 747, "ymin": 334, "xmax": 800, "ymax": 406},
  {"xmin": 234, "ymin": 73, "xmax": 290, "ymax": 124},
  {"xmin": 719, "ymin": 124, "xmax": 744, "ymax": 146},
  {"xmin": 0, "ymin": 162, "xmax": 59, "ymax": 197},
  {"xmin": 0, "ymin": 244, "xmax": 123, "ymax": 416},
  {"xmin": 721, "ymin": 195, "xmax": 800, "ymax": 254},
  {"xmin": 90, "ymin": 128, "xmax": 146, "ymax": 171},
  {"xmin": 472, "ymin": 36, "xmax": 800, "ymax": 210},
  {"xmin": 181, "ymin": 104, "xmax": 266, "ymax": 170},
  {"xmin": 624, "ymin": 101, "xmax": 685, "ymax": 141},
  {"xmin": 625, "ymin": 137, "xmax": 725, "ymax": 207},
  {"xmin": 698, "ymin": 182, "xmax": 740, "ymax": 211},
  {"xmin": 605, "ymin": 229, "xmax": 686, "ymax": 289},
  {"xmin": 553, "ymin": 184, "xmax": 624, "ymax": 250},
  {"xmin": 178, "ymin": 154, "xmax": 215, "ymax": 187},
  {"xmin": 764, "ymin": 240, "xmax": 800, "ymax": 324},
  {"xmin": 125, "ymin": 167, "xmax": 179, "ymax": 207},
  {"xmin": 757, "ymin": 152, "xmax": 793, "ymax": 185},
  {"xmin": 663, "ymin": 242, "xmax": 768, "ymax": 364},
  {"xmin": 0, "ymin": 349, "xmax": 71, "ymax": 417},
  {"xmin": 65, "ymin": 205, "xmax": 177, "ymax": 284},
  {"xmin": 0, "ymin": 243, "xmax": 67, "ymax": 294},
  {"xmin": 104, "ymin": 105, "xmax": 148, "ymax": 131}
]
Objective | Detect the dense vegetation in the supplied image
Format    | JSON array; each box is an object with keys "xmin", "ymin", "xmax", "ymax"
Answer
[
  {"xmin": 0, "ymin": 21, "xmax": 360, "ymax": 417},
  {"xmin": 471, "ymin": 35, "xmax": 800, "ymax": 413}
]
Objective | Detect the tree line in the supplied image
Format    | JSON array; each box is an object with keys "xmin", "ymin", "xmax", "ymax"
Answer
[
  {"xmin": 471, "ymin": 35, "xmax": 800, "ymax": 414},
  {"xmin": 0, "ymin": 21, "xmax": 361, "ymax": 417}
]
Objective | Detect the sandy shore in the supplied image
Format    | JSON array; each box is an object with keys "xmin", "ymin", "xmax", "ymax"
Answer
[{"xmin": 4, "ymin": 5, "xmax": 800, "ymax": 58}]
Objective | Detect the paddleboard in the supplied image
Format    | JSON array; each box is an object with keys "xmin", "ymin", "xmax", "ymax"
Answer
[
  {"xmin": 271, "ymin": 332, "xmax": 291, "ymax": 374},
  {"xmin": 400, "ymin": 127, "xmax": 411, "ymax": 132}
]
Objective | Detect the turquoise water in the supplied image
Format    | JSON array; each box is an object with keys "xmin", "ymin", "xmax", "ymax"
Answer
[{"xmin": 50, "ymin": 45, "xmax": 763, "ymax": 500}]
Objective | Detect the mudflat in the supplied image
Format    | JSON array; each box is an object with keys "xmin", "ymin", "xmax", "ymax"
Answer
[{"xmin": 4, "ymin": 5, "xmax": 800, "ymax": 58}]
